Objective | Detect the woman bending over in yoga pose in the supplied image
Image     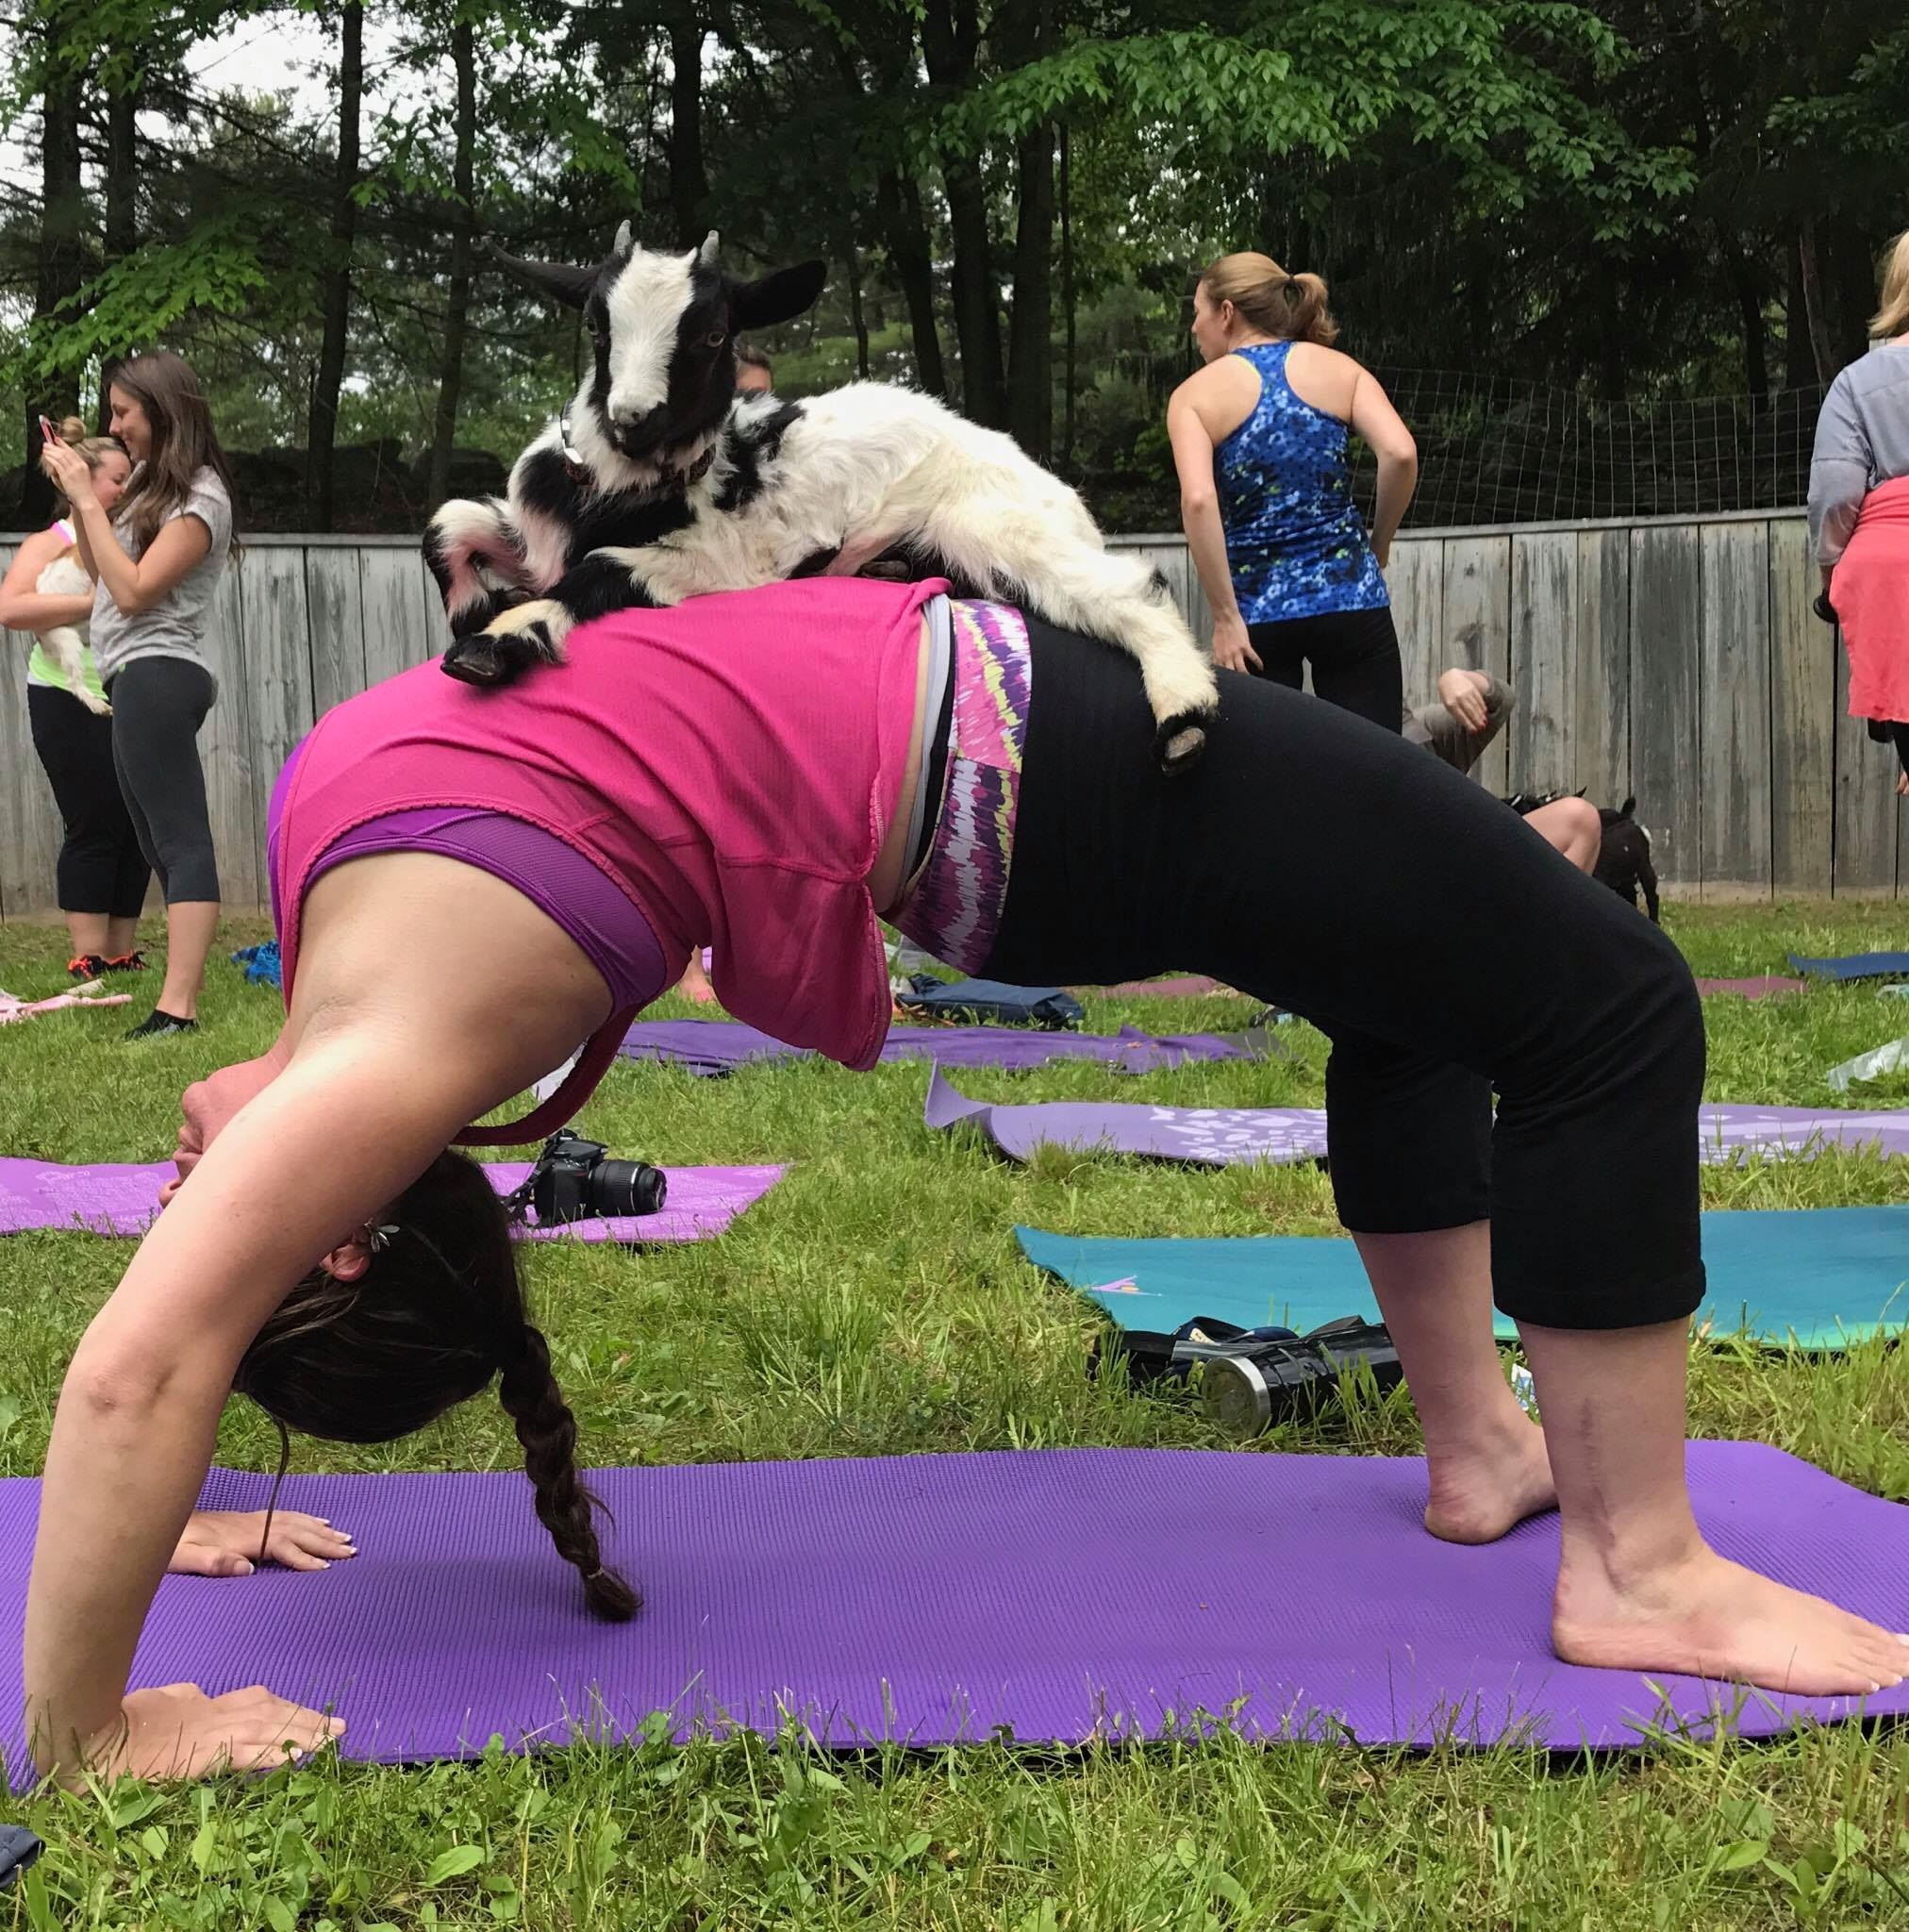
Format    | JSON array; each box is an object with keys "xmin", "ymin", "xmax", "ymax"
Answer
[{"xmin": 25, "ymin": 577, "xmax": 1908, "ymax": 1782}]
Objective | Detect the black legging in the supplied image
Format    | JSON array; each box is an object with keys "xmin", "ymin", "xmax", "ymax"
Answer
[
  {"xmin": 981, "ymin": 619, "xmax": 1705, "ymax": 1333},
  {"xmin": 1890, "ymin": 722, "xmax": 1909, "ymax": 779},
  {"xmin": 1247, "ymin": 603, "xmax": 1403, "ymax": 731},
  {"xmin": 107, "ymin": 658, "xmax": 220, "ymax": 905},
  {"xmin": 26, "ymin": 684, "xmax": 152, "ymax": 918}
]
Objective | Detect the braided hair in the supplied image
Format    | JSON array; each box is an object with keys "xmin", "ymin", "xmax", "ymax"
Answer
[{"xmin": 233, "ymin": 1148, "xmax": 639, "ymax": 1620}]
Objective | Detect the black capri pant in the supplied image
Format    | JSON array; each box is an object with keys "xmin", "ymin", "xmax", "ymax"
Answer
[
  {"xmin": 983, "ymin": 619, "xmax": 1705, "ymax": 1333},
  {"xmin": 26, "ymin": 684, "xmax": 152, "ymax": 918},
  {"xmin": 107, "ymin": 657, "xmax": 221, "ymax": 905},
  {"xmin": 1248, "ymin": 602, "xmax": 1403, "ymax": 731}
]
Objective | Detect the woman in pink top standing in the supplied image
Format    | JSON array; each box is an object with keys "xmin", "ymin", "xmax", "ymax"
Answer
[{"xmin": 24, "ymin": 578, "xmax": 1907, "ymax": 1786}]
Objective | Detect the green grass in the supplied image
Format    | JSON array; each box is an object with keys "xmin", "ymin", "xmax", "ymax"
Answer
[{"xmin": 3, "ymin": 902, "xmax": 1909, "ymax": 1928}]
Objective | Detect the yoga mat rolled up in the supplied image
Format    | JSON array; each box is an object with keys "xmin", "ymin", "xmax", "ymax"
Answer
[
  {"xmin": 622, "ymin": 1019, "xmax": 1266, "ymax": 1076},
  {"xmin": 0, "ymin": 1159, "xmax": 784, "ymax": 1244},
  {"xmin": 1788, "ymin": 952, "xmax": 1909, "ymax": 983},
  {"xmin": 3, "ymin": 1442, "xmax": 1904, "ymax": 1781},
  {"xmin": 1019, "ymin": 1207, "xmax": 1909, "ymax": 1350},
  {"xmin": 929, "ymin": 1072, "xmax": 1909, "ymax": 1171}
]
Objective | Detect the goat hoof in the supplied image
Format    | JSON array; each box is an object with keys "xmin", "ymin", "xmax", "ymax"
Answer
[
  {"xmin": 441, "ymin": 636, "xmax": 512, "ymax": 687},
  {"xmin": 1154, "ymin": 711, "xmax": 1209, "ymax": 775}
]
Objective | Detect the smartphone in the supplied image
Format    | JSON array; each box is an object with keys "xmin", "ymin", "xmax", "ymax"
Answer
[{"xmin": 37, "ymin": 414, "xmax": 57, "ymax": 445}]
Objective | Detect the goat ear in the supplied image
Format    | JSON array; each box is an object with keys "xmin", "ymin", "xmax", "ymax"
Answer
[
  {"xmin": 731, "ymin": 259, "xmax": 827, "ymax": 331},
  {"xmin": 485, "ymin": 241, "xmax": 598, "ymax": 310}
]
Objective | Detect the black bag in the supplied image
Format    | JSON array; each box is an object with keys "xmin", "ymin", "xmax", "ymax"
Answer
[{"xmin": 897, "ymin": 975, "xmax": 1086, "ymax": 1029}]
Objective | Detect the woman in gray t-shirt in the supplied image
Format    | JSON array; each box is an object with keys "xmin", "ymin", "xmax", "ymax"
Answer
[{"xmin": 41, "ymin": 351, "xmax": 239, "ymax": 1039}]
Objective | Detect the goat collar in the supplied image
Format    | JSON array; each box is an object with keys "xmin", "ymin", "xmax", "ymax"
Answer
[{"xmin": 560, "ymin": 402, "xmax": 715, "ymax": 489}]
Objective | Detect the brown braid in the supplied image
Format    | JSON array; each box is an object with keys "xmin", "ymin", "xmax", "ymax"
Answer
[{"xmin": 496, "ymin": 1323, "xmax": 640, "ymax": 1620}]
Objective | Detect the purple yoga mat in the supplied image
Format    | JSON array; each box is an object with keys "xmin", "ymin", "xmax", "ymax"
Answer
[
  {"xmin": 1696, "ymin": 976, "xmax": 1807, "ymax": 999},
  {"xmin": 924, "ymin": 1072, "xmax": 1909, "ymax": 1168},
  {"xmin": 622, "ymin": 1019, "xmax": 1262, "ymax": 1076},
  {"xmin": 3, "ymin": 1441, "xmax": 1902, "ymax": 1782},
  {"xmin": 0, "ymin": 1158, "xmax": 784, "ymax": 1243}
]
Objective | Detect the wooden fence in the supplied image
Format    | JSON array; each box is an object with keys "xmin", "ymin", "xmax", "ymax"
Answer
[{"xmin": 1, "ymin": 511, "xmax": 1901, "ymax": 918}]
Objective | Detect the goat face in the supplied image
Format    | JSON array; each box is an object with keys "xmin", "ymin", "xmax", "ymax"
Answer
[{"xmin": 490, "ymin": 225, "xmax": 824, "ymax": 485}]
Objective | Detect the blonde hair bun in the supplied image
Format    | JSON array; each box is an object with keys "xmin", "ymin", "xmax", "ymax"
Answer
[{"xmin": 1200, "ymin": 252, "xmax": 1339, "ymax": 349}]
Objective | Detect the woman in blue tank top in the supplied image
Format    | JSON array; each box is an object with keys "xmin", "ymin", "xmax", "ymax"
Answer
[{"xmin": 1169, "ymin": 253, "xmax": 1419, "ymax": 728}]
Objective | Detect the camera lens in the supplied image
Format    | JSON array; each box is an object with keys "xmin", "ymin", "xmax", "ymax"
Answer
[
  {"xmin": 1200, "ymin": 1357, "xmax": 1273, "ymax": 1441},
  {"xmin": 588, "ymin": 1158, "xmax": 668, "ymax": 1219}
]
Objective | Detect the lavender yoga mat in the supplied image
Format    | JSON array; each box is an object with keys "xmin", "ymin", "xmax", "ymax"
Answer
[
  {"xmin": 622, "ymin": 1019, "xmax": 1262, "ymax": 1076},
  {"xmin": 0, "ymin": 1158, "xmax": 783, "ymax": 1244},
  {"xmin": 4, "ymin": 1441, "xmax": 1903, "ymax": 1783},
  {"xmin": 1695, "ymin": 975, "xmax": 1807, "ymax": 999},
  {"xmin": 925, "ymin": 1070, "xmax": 1909, "ymax": 1169}
]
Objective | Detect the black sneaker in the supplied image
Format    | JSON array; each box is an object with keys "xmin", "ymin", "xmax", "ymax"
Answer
[
  {"xmin": 103, "ymin": 950, "xmax": 148, "ymax": 974},
  {"xmin": 67, "ymin": 953, "xmax": 109, "ymax": 980},
  {"xmin": 125, "ymin": 1008, "xmax": 199, "ymax": 1041}
]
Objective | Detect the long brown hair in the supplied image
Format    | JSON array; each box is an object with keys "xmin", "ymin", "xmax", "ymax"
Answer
[
  {"xmin": 107, "ymin": 350, "xmax": 241, "ymax": 557},
  {"xmin": 44, "ymin": 415, "xmax": 128, "ymax": 522},
  {"xmin": 1872, "ymin": 229, "xmax": 1909, "ymax": 341},
  {"xmin": 1200, "ymin": 252, "xmax": 1339, "ymax": 349},
  {"xmin": 232, "ymin": 1148, "xmax": 640, "ymax": 1622}
]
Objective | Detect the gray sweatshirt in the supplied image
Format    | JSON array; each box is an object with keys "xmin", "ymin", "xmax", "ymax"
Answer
[{"xmin": 1810, "ymin": 341, "xmax": 1909, "ymax": 568}]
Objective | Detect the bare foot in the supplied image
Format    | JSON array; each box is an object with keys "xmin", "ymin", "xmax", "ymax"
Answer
[
  {"xmin": 1423, "ymin": 1416, "xmax": 1557, "ymax": 1544},
  {"xmin": 1555, "ymin": 1544, "xmax": 1909, "ymax": 1695}
]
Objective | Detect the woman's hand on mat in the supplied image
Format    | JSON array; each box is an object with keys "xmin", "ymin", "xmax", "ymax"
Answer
[
  {"xmin": 105, "ymin": 1684, "xmax": 344, "ymax": 1781},
  {"xmin": 169, "ymin": 1509, "xmax": 357, "ymax": 1577},
  {"xmin": 1210, "ymin": 611, "xmax": 1261, "ymax": 675}
]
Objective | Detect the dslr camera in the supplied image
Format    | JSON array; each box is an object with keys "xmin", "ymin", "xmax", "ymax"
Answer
[{"xmin": 506, "ymin": 1128, "xmax": 667, "ymax": 1226}]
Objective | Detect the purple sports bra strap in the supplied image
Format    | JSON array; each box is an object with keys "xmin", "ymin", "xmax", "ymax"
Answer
[{"xmin": 454, "ymin": 1009, "xmax": 633, "ymax": 1146}]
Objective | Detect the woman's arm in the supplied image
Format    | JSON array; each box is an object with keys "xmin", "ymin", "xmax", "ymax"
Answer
[
  {"xmin": 23, "ymin": 1033, "xmax": 473, "ymax": 1782},
  {"xmin": 1168, "ymin": 376, "xmax": 1259, "ymax": 674},
  {"xmin": 1809, "ymin": 375, "xmax": 1868, "ymax": 576},
  {"xmin": 0, "ymin": 529, "xmax": 91, "ymax": 633},
  {"xmin": 37, "ymin": 440, "xmax": 213, "ymax": 617},
  {"xmin": 1348, "ymin": 368, "xmax": 1419, "ymax": 567}
]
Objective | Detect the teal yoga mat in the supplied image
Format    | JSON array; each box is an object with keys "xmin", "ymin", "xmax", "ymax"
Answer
[{"xmin": 1019, "ymin": 1207, "xmax": 1909, "ymax": 1350}]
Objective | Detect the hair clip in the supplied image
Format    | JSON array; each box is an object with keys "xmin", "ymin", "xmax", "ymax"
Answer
[{"xmin": 364, "ymin": 1222, "xmax": 400, "ymax": 1253}]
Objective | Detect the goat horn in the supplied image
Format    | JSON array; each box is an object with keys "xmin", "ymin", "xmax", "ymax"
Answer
[
  {"xmin": 614, "ymin": 219, "xmax": 633, "ymax": 257},
  {"xmin": 697, "ymin": 230, "xmax": 721, "ymax": 267}
]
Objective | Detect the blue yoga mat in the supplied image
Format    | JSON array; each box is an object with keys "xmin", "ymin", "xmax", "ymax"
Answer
[
  {"xmin": 1788, "ymin": 951, "xmax": 1909, "ymax": 983},
  {"xmin": 1019, "ymin": 1207, "xmax": 1909, "ymax": 1350}
]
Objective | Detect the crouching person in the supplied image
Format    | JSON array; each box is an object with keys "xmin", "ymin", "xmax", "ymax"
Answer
[{"xmin": 1405, "ymin": 666, "xmax": 1602, "ymax": 872}]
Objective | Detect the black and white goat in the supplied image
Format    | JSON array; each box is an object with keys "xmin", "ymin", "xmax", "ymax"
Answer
[{"xmin": 426, "ymin": 228, "xmax": 1218, "ymax": 771}]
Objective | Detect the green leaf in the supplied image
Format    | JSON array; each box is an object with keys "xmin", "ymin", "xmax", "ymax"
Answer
[
  {"xmin": 1716, "ymin": 1840, "xmax": 1769, "ymax": 1874},
  {"xmin": 261, "ymin": 1899, "xmax": 296, "ymax": 1932},
  {"xmin": 424, "ymin": 1843, "xmax": 486, "ymax": 1886}
]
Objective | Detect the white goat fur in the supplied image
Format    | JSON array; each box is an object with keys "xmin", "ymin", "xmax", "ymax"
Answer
[{"xmin": 448, "ymin": 381, "xmax": 1219, "ymax": 747}]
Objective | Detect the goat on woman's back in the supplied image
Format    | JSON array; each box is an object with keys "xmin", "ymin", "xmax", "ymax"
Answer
[{"xmin": 426, "ymin": 227, "xmax": 1219, "ymax": 771}]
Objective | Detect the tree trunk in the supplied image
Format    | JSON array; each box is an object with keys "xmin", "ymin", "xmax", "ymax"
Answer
[
  {"xmin": 1783, "ymin": 240, "xmax": 1817, "ymax": 391},
  {"xmin": 1796, "ymin": 220, "xmax": 1839, "ymax": 385},
  {"xmin": 846, "ymin": 243, "xmax": 870, "ymax": 378},
  {"xmin": 427, "ymin": 14, "xmax": 478, "ymax": 508},
  {"xmin": 103, "ymin": 77, "xmax": 139, "ymax": 262},
  {"xmin": 307, "ymin": 0, "xmax": 364, "ymax": 531},
  {"xmin": 1060, "ymin": 124, "xmax": 1075, "ymax": 471},
  {"xmin": 1717, "ymin": 230, "xmax": 1768, "ymax": 406},
  {"xmin": 1005, "ymin": 120, "xmax": 1054, "ymax": 458},
  {"xmin": 875, "ymin": 167, "xmax": 945, "ymax": 396},
  {"xmin": 922, "ymin": 0, "xmax": 1004, "ymax": 426},
  {"xmin": 27, "ymin": 21, "xmax": 87, "ymax": 523},
  {"xmin": 668, "ymin": 7, "xmax": 709, "ymax": 246}
]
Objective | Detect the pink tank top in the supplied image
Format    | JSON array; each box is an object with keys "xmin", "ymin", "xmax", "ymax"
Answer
[{"xmin": 272, "ymin": 577, "xmax": 940, "ymax": 1129}]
